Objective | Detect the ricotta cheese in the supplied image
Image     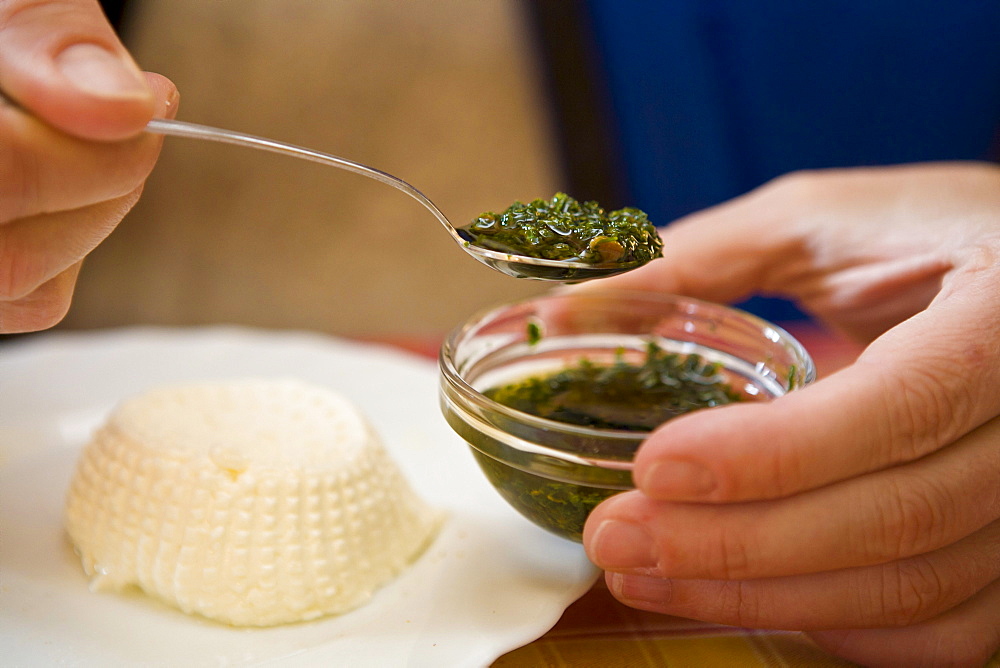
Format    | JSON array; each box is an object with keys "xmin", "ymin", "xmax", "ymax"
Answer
[{"xmin": 64, "ymin": 379, "xmax": 441, "ymax": 626}]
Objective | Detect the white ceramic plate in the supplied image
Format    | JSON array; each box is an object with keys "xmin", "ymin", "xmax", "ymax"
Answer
[{"xmin": 0, "ymin": 327, "xmax": 599, "ymax": 668}]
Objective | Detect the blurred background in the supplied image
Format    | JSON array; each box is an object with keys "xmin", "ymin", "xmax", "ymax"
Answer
[
  {"xmin": 53, "ymin": 0, "xmax": 1000, "ymax": 339},
  {"xmin": 59, "ymin": 0, "xmax": 560, "ymax": 339}
]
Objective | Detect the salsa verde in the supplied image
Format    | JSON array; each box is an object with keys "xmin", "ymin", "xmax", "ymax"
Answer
[
  {"xmin": 484, "ymin": 341, "xmax": 743, "ymax": 431},
  {"xmin": 471, "ymin": 341, "xmax": 748, "ymax": 540},
  {"xmin": 457, "ymin": 192, "xmax": 663, "ymax": 266}
]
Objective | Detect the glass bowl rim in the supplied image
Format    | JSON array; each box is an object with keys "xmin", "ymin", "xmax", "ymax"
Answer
[{"xmin": 439, "ymin": 289, "xmax": 816, "ymax": 472}]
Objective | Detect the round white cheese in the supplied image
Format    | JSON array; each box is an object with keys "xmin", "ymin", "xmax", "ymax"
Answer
[{"xmin": 64, "ymin": 379, "xmax": 441, "ymax": 626}]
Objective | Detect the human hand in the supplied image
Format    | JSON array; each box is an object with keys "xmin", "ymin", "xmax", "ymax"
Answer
[
  {"xmin": 0, "ymin": 0, "xmax": 177, "ymax": 333},
  {"xmin": 580, "ymin": 162, "xmax": 1000, "ymax": 667}
]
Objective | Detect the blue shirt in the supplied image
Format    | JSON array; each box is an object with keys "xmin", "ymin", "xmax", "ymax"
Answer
[{"xmin": 580, "ymin": 0, "xmax": 1000, "ymax": 320}]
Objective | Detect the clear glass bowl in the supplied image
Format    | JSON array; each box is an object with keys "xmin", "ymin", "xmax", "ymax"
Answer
[{"xmin": 439, "ymin": 290, "xmax": 816, "ymax": 541}]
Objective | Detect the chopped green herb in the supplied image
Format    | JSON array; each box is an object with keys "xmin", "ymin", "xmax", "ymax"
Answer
[
  {"xmin": 458, "ymin": 192, "xmax": 663, "ymax": 266},
  {"xmin": 469, "ymin": 341, "xmax": 749, "ymax": 540},
  {"xmin": 485, "ymin": 341, "xmax": 743, "ymax": 431},
  {"xmin": 470, "ymin": 450, "xmax": 619, "ymax": 541},
  {"xmin": 526, "ymin": 321, "xmax": 542, "ymax": 346}
]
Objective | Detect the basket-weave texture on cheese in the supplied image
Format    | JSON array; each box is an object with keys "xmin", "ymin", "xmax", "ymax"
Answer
[{"xmin": 64, "ymin": 379, "xmax": 441, "ymax": 626}]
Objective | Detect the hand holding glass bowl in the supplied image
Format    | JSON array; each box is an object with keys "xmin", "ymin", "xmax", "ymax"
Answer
[{"xmin": 439, "ymin": 290, "xmax": 815, "ymax": 541}]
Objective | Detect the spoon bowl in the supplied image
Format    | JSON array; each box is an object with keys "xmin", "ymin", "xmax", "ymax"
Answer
[
  {"xmin": 456, "ymin": 245, "xmax": 650, "ymax": 281},
  {"xmin": 145, "ymin": 118, "xmax": 647, "ymax": 282}
]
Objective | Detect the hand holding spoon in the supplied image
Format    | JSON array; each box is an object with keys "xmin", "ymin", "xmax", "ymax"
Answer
[{"xmin": 2, "ymin": 81, "xmax": 659, "ymax": 282}]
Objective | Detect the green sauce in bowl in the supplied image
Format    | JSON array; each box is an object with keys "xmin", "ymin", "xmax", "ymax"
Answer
[{"xmin": 439, "ymin": 291, "xmax": 815, "ymax": 541}]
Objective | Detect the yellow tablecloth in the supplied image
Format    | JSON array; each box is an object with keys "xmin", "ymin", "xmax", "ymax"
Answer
[{"xmin": 496, "ymin": 578, "xmax": 858, "ymax": 667}]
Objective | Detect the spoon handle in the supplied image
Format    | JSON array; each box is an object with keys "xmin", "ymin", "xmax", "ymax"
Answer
[
  {"xmin": 145, "ymin": 117, "xmax": 453, "ymax": 232},
  {"xmin": 0, "ymin": 84, "xmax": 456, "ymax": 243}
]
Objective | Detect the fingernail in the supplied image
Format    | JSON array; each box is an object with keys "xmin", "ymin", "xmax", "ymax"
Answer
[
  {"xmin": 55, "ymin": 43, "xmax": 151, "ymax": 100},
  {"xmin": 608, "ymin": 572, "xmax": 673, "ymax": 604},
  {"xmin": 640, "ymin": 460, "xmax": 717, "ymax": 499},
  {"xmin": 165, "ymin": 87, "xmax": 180, "ymax": 109},
  {"xmin": 590, "ymin": 519, "xmax": 657, "ymax": 570},
  {"xmin": 163, "ymin": 86, "xmax": 181, "ymax": 118}
]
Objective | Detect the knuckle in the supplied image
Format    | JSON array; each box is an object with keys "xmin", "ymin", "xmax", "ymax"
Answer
[
  {"xmin": 765, "ymin": 169, "xmax": 823, "ymax": 202},
  {"xmin": 949, "ymin": 237, "xmax": 1000, "ymax": 287},
  {"xmin": 710, "ymin": 406, "xmax": 806, "ymax": 501},
  {"xmin": 877, "ymin": 558, "xmax": 949, "ymax": 625},
  {"xmin": 884, "ymin": 352, "xmax": 975, "ymax": 464},
  {"xmin": 719, "ymin": 580, "xmax": 766, "ymax": 628},
  {"xmin": 870, "ymin": 476, "xmax": 955, "ymax": 561},
  {"xmin": 768, "ymin": 432, "xmax": 808, "ymax": 498},
  {"xmin": 711, "ymin": 524, "xmax": 754, "ymax": 580}
]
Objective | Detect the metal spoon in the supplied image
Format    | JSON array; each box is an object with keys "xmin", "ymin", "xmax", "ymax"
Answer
[
  {"xmin": 0, "ymin": 81, "xmax": 647, "ymax": 281},
  {"xmin": 144, "ymin": 118, "xmax": 651, "ymax": 281}
]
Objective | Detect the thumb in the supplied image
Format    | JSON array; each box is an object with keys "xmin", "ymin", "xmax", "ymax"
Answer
[{"xmin": 0, "ymin": 0, "xmax": 156, "ymax": 140}]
